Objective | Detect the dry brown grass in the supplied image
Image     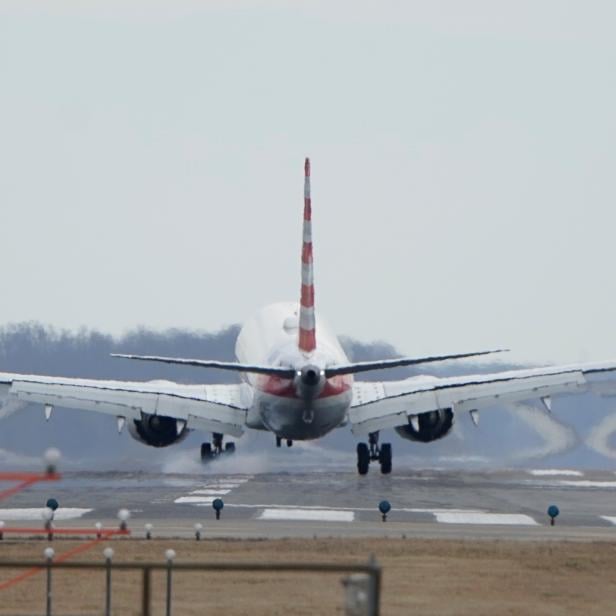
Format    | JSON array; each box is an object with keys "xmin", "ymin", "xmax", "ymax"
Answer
[{"xmin": 0, "ymin": 537, "xmax": 615, "ymax": 615}]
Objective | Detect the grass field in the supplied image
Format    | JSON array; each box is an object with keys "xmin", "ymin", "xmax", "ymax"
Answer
[{"xmin": 0, "ymin": 537, "xmax": 615, "ymax": 614}]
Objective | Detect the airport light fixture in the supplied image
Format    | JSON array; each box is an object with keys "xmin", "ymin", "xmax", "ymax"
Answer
[
  {"xmin": 43, "ymin": 448, "xmax": 61, "ymax": 475},
  {"xmin": 194, "ymin": 523, "xmax": 203, "ymax": 541},
  {"xmin": 212, "ymin": 498, "xmax": 224, "ymax": 520},
  {"xmin": 144, "ymin": 523, "xmax": 153, "ymax": 540},
  {"xmin": 378, "ymin": 501, "xmax": 391, "ymax": 522},
  {"xmin": 117, "ymin": 509, "xmax": 130, "ymax": 532}
]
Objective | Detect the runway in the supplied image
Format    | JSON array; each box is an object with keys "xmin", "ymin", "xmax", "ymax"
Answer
[{"xmin": 2, "ymin": 468, "xmax": 616, "ymax": 541}]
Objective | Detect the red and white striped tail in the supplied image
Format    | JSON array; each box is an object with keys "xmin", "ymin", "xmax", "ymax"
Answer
[{"xmin": 299, "ymin": 157, "xmax": 316, "ymax": 354}]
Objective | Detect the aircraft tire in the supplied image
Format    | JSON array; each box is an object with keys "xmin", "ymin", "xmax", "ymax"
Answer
[
  {"xmin": 379, "ymin": 443, "xmax": 392, "ymax": 475},
  {"xmin": 357, "ymin": 443, "xmax": 370, "ymax": 475},
  {"xmin": 201, "ymin": 442, "xmax": 214, "ymax": 462},
  {"xmin": 225, "ymin": 442, "xmax": 236, "ymax": 455}
]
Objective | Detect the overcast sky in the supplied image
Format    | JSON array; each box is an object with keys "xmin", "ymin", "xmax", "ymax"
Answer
[{"xmin": 1, "ymin": 1, "xmax": 616, "ymax": 366}]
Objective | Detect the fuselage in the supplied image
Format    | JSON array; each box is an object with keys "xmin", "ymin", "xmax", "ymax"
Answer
[{"xmin": 235, "ymin": 302, "xmax": 353, "ymax": 440}]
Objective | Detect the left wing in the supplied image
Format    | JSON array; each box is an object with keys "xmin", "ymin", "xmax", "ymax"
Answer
[
  {"xmin": 0, "ymin": 372, "xmax": 248, "ymax": 437},
  {"xmin": 349, "ymin": 360, "xmax": 616, "ymax": 435}
]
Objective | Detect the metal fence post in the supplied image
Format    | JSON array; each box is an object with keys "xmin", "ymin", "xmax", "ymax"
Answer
[
  {"xmin": 44, "ymin": 547, "xmax": 54, "ymax": 616},
  {"xmin": 103, "ymin": 547, "xmax": 114, "ymax": 616},
  {"xmin": 368, "ymin": 554, "xmax": 381, "ymax": 616},
  {"xmin": 165, "ymin": 550, "xmax": 176, "ymax": 616},
  {"xmin": 142, "ymin": 567, "xmax": 151, "ymax": 616}
]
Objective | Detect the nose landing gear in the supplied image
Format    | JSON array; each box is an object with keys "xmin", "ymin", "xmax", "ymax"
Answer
[
  {"xmin": 200, "ymin": 433, "xmax": 236, "ymax": 462},
  {"xmin": 356, "ymin": 431, "xmax": 392, "ymax": 475}
]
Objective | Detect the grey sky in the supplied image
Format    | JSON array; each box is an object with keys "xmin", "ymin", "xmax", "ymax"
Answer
[{"xmin": 1, "ymin": 1, "xmax": 616, "ymax": 365}]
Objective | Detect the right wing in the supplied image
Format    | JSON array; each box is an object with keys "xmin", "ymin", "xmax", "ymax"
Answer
[
  {"xmin": 349, "ymin": 360, "xmax": 616, "ymax": 435},
  {"xmin": 0, "ymin": 372, "xmax": 249, "ymax": 437}
]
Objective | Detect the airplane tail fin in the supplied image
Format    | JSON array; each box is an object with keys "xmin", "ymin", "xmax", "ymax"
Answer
[{"xmin": 299, "ymin": 157, "xmax": 316, "ymax": 354}]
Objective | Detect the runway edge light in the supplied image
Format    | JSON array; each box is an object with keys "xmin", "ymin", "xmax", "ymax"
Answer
[
  {"xmin": 212, "ymin": 498, "xmax": 224, "ymax": 520},
  {"xmin": 547, "ymin": 505, "xmax": 560, "ymax": 526},
  {"xmin": 378, "ymin": 500, "xmax": 391, "ymax": 522}
]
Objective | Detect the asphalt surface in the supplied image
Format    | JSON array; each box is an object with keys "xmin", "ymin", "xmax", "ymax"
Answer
[{"xmin": 2, "ymin": 467, "xmax": 616, "ymax": 541}]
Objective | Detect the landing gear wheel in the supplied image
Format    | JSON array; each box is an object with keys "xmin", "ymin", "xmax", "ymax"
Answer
[
  {"xmin": 276, "ymin": 436, "xmax": 282, "ymax": 448},
  {"xmin": 286, "ymin": 439, "xmax": 293, "ymax": 448},
  {"xmin": 357, "ymin": 443, "xmax": 370, "ymax": 475},
  {"xmin": 225, "ymin": 442, "xmax": 236, "ymax": 455},
  {"xmin": 379, "ymin": 443, "xmax": 392, "ymax": 475},
  {"xmin": 200, "ymin": 442, "xmax": 214, "ymax": 462}
]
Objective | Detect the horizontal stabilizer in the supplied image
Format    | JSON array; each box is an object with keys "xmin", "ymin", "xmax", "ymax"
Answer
[
  {"xmin": 323, "ymin": 349, "xmax": 508, "ymax": 377},
  {"xmin": 111, "ymin": 354, "xmax": 296, "ymax": 378}
]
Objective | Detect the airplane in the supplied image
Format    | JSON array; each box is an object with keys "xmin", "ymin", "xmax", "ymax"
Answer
[{"xmin": 2, "ymin": 158, "xmax": 616, "ymax": 474}]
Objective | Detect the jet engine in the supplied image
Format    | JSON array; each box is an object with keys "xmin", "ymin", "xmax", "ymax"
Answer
[
  {"xmin": 128, "ymin": 413, "xmax": 189, "ymax": 447},
  {"xmin": 395, "ymin": 408, "xmax": 454, "ymax": 443}
]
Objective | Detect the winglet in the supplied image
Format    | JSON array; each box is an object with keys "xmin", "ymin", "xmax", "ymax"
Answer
[{"xmin": 299, "ymin": 157, "xmax": 316, "ymax": 354}]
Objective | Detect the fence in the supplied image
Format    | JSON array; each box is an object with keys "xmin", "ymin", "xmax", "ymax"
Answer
[{"xmin": 0, "ymin": 556, "xmax": 382, "ymax": 616}]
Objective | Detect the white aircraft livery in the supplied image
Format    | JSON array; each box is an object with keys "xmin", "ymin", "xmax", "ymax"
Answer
[{"xmin": 2, "ymin": 158, "xmax": 616, "ymax": 474}]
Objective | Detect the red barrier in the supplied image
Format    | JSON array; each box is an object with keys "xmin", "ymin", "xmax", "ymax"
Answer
[
  {"xmin": 0, "ymin": 528, "xmax": 130, "ymax": 537},
  {"xmin": 0, "ymin": 472, "xmax": 61, "ymax": 502}
]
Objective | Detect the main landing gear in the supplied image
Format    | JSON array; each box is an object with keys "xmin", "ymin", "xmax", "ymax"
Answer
[
  {"xmin": 275, "ymin": 436, "xmax": 294, "ymax": 448},
  {"xmin": 356, "ymin": 431, "xmax": 392, "ymax": 475},
  {"xmin": 200, "ymin": 432, "xmax": 236, "ymax": 462}
]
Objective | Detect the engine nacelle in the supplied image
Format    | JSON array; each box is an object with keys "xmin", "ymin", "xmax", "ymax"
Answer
[
  {"xmin": 128, "ymin": 413, "xmax": 189, "ymax": 448},
  {"xmin": 395, "ymin": 408, "xmax": 454, "ymax": 443}
]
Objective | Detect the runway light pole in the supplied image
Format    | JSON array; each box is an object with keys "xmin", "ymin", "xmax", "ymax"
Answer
[
  {"xmin": 0, "ymin": 521, "xmax": 4, "ymax": 541},
  {"xmin": 144, "ymin": 523, "xmax": 153, "ymax": 540},
  {"xmin": 44, "ymin": 547, "xmax": 54, "ymax": 616},
  {"xmin": 42, "ymin": 507, "xmax": 54, "ymax": 541},
  {"xmin": 118, "ymin": 509, "xmax": 130, "ymax": 532},
  {"xmin": 103, "ymin": 547, "xmax": 114, "ymax": 616},
  {"xmin": 547, "ymin": 505, "xmax": 560, "ymax": 526},
  {"xmin": 165, "ymin": 549, "xmax": 176, "ymax": 616},
  {"xmin": 44, "ymin": 448, "xmax": 61, "ymax": 476},
  {"xmin": 194, "ymin": 523, "xmax": 203, "ymax": 541},
  {"xmin": 378, "ymin": 501, "xmax": 391, "ymax": 523},
  {"xmin": 95, "ymin": 522, "xmax": 103, "ymax": 539},
  {"xmin": 212, "ymin": 499, "xmax": 224, "ymax": 520}
]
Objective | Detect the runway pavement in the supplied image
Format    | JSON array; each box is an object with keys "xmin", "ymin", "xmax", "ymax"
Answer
[{"xmin": 1, "ymin": 467, "xmax": 616, "ymax": 541}]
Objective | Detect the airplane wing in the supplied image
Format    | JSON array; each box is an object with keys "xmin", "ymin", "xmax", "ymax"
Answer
[
  {"xmin": 349, "ymin": 360, "xmax": 616, "ymax": 435},
  {"xmin": 0, "ymin": 372, "xmax": 248, "ymax": 437}
]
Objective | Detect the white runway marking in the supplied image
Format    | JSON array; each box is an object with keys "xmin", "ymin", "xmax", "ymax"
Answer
[
  {"xmin": 528, "ymin": 469, "xmax": 583, "ymax": 477},
  {"xmin": 258, "ymin": 508, "xmax": 355, "ymax": 522},
  {"xmin": 174, "ymin": 496, "xmax": 216, "ymax": 505},
  {"xmin": 0, "ymin": 508, "xmax": 92, "ymax": 521},
  {"xmin": 434, "ymin": 512, "xmax": 539, "ymax": 526},
  {"xmin": 189, "ymin": 489, "xmax": 231, "ymax": 496},
  {"xmin": 600, "ymin": 516, "xmax": 616, "ymax": 525},
  {"xmin": 556, "ymin": 480, "xmax": 616, "ymax": 488},
  {"xmin": 174, "ymin": 475, "xmax": 252, "ymax": 507},
  {"xmin": 224, "ymin": 503, "xmax": 487, "ymax": 515}
]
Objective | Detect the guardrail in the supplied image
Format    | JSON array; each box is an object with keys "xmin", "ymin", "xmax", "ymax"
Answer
[{"xmin": 0, "ymin": 556, "xmax": 382, "ymax": 616}]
